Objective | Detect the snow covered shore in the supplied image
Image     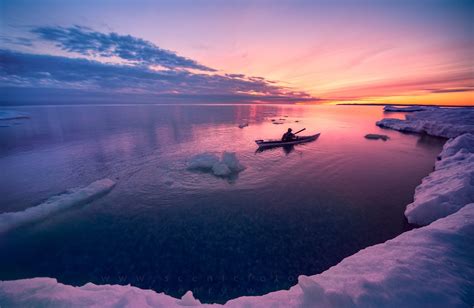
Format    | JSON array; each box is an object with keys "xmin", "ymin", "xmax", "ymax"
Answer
[
  {"xmin": 0, "ymin": 179, "xmax": 116, "ymax": 234},
  {"xmin": 383, "ymin": 105, "xmax": 437, "ymax": 112},
  {"xmin": 377, "ymin": 107, "xmax": 474, "ymax": 225},
  {"xmin": 376, "ymin": 107, "xmax": 474, "ymax": 138},
  {"xmin": 1, "ymin": 204, "xmax": 473, "ymax": 307},
  {"xmin": 405, "ymin": 133, "xmax": 474, "ymax": 225}
]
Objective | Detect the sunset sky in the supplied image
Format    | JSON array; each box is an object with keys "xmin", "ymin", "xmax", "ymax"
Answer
[{"xmin": 1, "ymin": 0, "xmax": 473, "ymax": 105}]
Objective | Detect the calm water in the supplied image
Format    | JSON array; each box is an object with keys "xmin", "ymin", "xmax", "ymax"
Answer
[{"xmin": 0, "ymin": 104, "xmax": 445, "ymax": 303}]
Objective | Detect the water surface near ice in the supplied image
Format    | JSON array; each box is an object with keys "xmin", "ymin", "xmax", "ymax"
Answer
[
  {"xmin": 0, "ymin": 104, "xmax": 445, "ymax": 303},
  {"xmin": 3, "ymin": 203, "xmax": 471, "ymax": 307}
]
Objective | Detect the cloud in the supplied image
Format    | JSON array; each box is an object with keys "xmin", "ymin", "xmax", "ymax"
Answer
[
  {"xmin": 30, "ymin": 25, "xmax": 215, "ymax": 72},
  {"xmin": 0, "ymin": 26, "xmax": 315, "ymax": 104},
  {"xmin": 429, "ymin": 88, "xmax": 474, "ymax": 94},
  {"xmin": 0, "ymin": 35, "xmax": 33, "ymax": 47},
  {"xmin": 320, "ymin": 71, "xmax": 474, "ymax": 100},
  {"xmin": 0, "ymin": 49, "xmax": 313, "ymax": 103}
]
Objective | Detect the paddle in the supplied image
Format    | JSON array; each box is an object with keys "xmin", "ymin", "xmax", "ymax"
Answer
[{"xmin": 294, "ymin": 128, "xmax": 306, "ymax": 135}]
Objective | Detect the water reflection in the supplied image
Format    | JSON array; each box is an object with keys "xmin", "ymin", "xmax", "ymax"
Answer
[
  {"xmin": 416, "ymin": 133, "xmax": 447, "ymax": 149},
  {"xmin": 255, "ymin": 144, "xmax": 296, "ymax": 155}
]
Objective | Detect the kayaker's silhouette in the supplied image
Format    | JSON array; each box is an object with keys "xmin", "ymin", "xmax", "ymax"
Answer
[{"xmin": 282, "ymin": 128, "xmax": 296, "ymax": 141}]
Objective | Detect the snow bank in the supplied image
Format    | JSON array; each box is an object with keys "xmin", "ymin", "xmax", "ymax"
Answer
[
  {"xmin": 0, "ymin": 179, "xmax": 116, "ymax": 233},
  {"xmin": 2, "ymin": 204, "xmax": 473, "ymax": 307},
  {"xmin": 376, "ymin": 107, "xmax": 474, "ymax": 138},
  {"xmin": 404, "ymin": 133, "xmax": 474, "ymax": 225},
  {"xmin": 383, "ymin": 105, "xmax": 437, "ymax": 112},
  {"xmin": 376, "ymin": 107, "xmax": 474, "ymax": 225},
  {"xmin": 0, "ymin": 278, "xmax": 201, "ymax": 307},
  {"xmin": 0, "ymin": 110, "xmax": 30, "ymax": 120},
  {"xmin": 438, "ymin": 133, "xmax": 474, "ymax": 160},
  {"xmin": 187, "ymin": 152, "xmax": 245, "ymax": 177}
]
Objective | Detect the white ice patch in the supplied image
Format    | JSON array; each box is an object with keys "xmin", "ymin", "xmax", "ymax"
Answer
[
  {"xmin": 0, "ymin": 179, "xmax": 116, "ymax": 233},
  {"xmin": 404, "ymin": 133, "xmax": 474, "ymax": 225},
  {"xmin": 0, "ymin": 110, "xmax": 30, "ymax": 120},
  {"xmin": 383, "ymin": 105, "xmax": 437, "ymax": 112},
  {"xmin": 377, "ymin": 107, "xmax": 474, "ymax": 138},
  {"xmin": 187, "ymin": 152, "xmax": 245, "ymax": 178},
  {"xmin": 1, "ymin": 204, "xmax": 473, "ymax": 307}
]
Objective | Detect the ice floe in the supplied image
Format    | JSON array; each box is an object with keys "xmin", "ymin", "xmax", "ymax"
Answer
[
  {"xmin": 364, "ymin": 134, "xmax": 389, "ymax": 141},
  {"xmin": 221, "ymin": 152, "xmax": 245, "ymax": 172},
  {"xmin": 0, "ymin": 179, "xmax": 116, "ymax": 233},
  {"xmin": 1, "ymin": 204, "xmax": 472, "ymax": 307},
  {"xmin": 186, "ymin": 153, "xmax": 220, "ymax": 170},
  {"xmin": 377, "ymin": 107, "xmax": 474, "ymax": 138},
  {"xmin": 271, "ymin": 118, "xmax": 286, "ymax": 124},
  {"xmin": 211, "ymin": 161, "xmax": 231, "ymax": 176},
  {"xmin": 0, "ymin": 110, "xmax": 30, "ymax": 120},
  {"xmin": 383, "ymin": 105, "xmax": 437, "ymax": 112},
  {"xmin": 187, "ymin": 152, "xmax": 245, "ymax": 177},
  {"xmin": 404, "ymin": 133, "xmax": 474, "ymax": 225}
]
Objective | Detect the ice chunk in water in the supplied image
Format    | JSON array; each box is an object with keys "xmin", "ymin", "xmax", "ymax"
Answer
[
  {"xmin": 187, "ymin": 152, "xmax": 245, "ymax": 178},
  {"xmin": 0, "ymin": 110, "xmax": 30, "ymax": 120},
  {"xmin": 222, "ymin": 152, "xmax": 245, "ymax": 172},
  {"xmin": 187, "ymin": 153, "xmax": 219, "ymax": 170},
  {"xmin": 212, "ymin": 162, "xmax": 231, "ymax": 176},
  {"xmin": 365, "ymin": 134, "xmax": 389, "ymax": 141},
  {"xmin": 0, "ymin": 178, "xmax": 116, "ymax": 233}
]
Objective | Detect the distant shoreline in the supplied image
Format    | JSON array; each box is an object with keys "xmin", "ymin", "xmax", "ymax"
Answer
[
  {"xmin": 1, "ymin": 102, "xmax": 472, "ymax": 108},
  {"xmin": 336, "ymin": 103, "xmax": 473, "ymax": 108}
]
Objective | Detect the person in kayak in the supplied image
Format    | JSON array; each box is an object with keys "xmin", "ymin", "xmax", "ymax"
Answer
[{"xmin": 282, "ymin": 128, "xmax": 296, "ymax": 141}]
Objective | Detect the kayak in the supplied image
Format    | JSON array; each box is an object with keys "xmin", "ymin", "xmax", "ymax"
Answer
[{"xmin": 255, "ymin": 133, "xmax": 320, "ymax": 147}]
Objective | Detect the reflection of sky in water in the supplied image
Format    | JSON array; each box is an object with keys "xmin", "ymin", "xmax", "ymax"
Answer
[{"xmin": 0, "ymin": 105, "xmax": 445, "ymax": 303}]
